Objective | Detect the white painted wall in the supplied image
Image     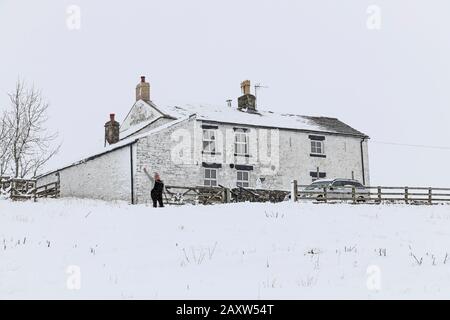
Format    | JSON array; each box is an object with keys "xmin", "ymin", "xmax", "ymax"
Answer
[
  {"xmin": 277, "ymin": 130, "xmax": 370, "ymax": 187},
  {"xmin": 120, "ymin": 100, "xmax": 164, "ymax": 132},
  {"xmin": 134, "ymin": 118, "xmax": 199, "ymax": 204},
  {"xmin": 38, "ymin": 117, "xmax": 369, "ymax": 204},
  {"xmin": 133, "ymin": 118, "xmax": 370, "ymax": 204},
  {"xmin": 194, "ymin": 123, "xmax": 370, "ymax": 190},
  {"xmin": 125, "ymin": 117, "xmax": 173, "ymax": 139},
  {"xmin": 38, "ymin": 146, "xmax": 134, "ymax": 202}
]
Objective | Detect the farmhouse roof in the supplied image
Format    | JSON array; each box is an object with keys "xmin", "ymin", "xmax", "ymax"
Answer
[
  {"xmin": 36, "ymin": 116, "xmax": 191, "ymax": 179},
  {"xmin": 153, "ymin": 103, "xmax": 368, "ymax": 138}
]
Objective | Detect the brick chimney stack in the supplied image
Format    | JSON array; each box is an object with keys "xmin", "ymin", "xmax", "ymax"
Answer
[
  {"xmin": 136, "ymin": 76, "xmax": 150, "ymax": 102},
  {"xmin": 241, "ymin": 80, "xmax": 251, "ymax": 95},
  {"xmin": 105, "ymin": 113, "xmax": 120, "ymax": 145},
  {"xmin": 238, "ymin": 80, "xmax": 256, "ymax": 112}
]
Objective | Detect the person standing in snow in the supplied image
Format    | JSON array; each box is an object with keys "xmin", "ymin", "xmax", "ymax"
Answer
[{"xmin": 143, "ymin": 167, "xmax": 165, "ymax": 208}]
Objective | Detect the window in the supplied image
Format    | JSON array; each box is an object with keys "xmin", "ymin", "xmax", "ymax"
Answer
[
  {"xmin": 202, "ymin": 129, "xmax": 216, "ymax": 154},
  {"xmin": 309, "ymin": 135, "xmax": 326, "ymax": 157},
  {"xmin": 349, "ymin": 181, "xmax": 364, "ymax": 188},
  {"xmin": 310, "ymin": 171, "xmax": 326, "ymax": 182},
  {"xmin": 331, "ymin": 180, "xmax": 364, "ymax": 189},
  {"xmin": 234, "ymin": 130, "xmax": 249, "ymax": 156},
  {"xmin": 204, "ymin": 168, "xmax": 217, "ymax": 187},
  {"xmin": 311, "ymin": 140, "xmax": 324, "ymax": 155},
  {"xmin": 306, "ymin": 180, "xmax": 331, "ymax": 190},
  {"xmin": 236, "ymin": 171, "xmax": 250, "ymax": 187},
  {"xmin": 331, "ymin": 180, "xmax": 346, "ymax": 188}
]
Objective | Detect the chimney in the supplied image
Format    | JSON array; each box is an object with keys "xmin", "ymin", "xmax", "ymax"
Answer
[
  {"xmin": 105, "ymin": 113, "xmax": 120, "ymax": 145},
  {"xmin": 237, "ymin": 80, "xmax": 256, "ymax": 112},
  {"xmin": 241, "ymin": 80, "xmax": 251, "ymax": 95},
  {"xmin": 136, "ymin": 76, "xmax": 150, "ymax": 102}
]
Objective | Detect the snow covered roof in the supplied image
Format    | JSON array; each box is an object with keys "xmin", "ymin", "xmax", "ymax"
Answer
[
  {"xmin": 119, "ymin": 116, "xmax": 161, "ymax": 140},
  {"xmin": 37, "ymin": 116, "xmax": 191, "ymax": 179},
  {"xmin": 157, "ymin": 103, "xmax": 368, "ymax": 137},
  {"xmin": 311, "ymin": 179, "xmax": 335, "ymax": 184},
  {"xmin": 37, "ymin": 100, "xmax": 367, "ymax": 179},
  {"xmin": 118, "ymin": 100, "xmax": 177, "ymax": 140}
]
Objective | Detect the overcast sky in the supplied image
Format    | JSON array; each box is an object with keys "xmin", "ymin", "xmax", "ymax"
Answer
[{"xmin": 1, "ymin": 0, "xmax": 450, "ymax": 186}]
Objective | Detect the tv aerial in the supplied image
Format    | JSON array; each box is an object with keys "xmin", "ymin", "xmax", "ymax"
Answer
[{"xmin": 254, "ymin": 83, "xmax": 269, "ymax": 107}]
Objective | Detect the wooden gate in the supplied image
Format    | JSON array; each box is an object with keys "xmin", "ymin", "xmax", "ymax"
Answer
[{"xmin": 0, "ymin": 177, "xmax": 60, "ymax": 200}]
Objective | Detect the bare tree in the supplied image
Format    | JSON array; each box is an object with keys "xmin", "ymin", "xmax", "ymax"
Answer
[
  {"xmin": 0, "ymin": 111, "xmax": 12, "ymax": 177},
  {"xmin": 2, "ymin": 80, "xmax": 60, "ymax": 178}
]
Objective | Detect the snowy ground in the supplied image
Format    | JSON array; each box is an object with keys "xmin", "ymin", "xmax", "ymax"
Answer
[{"xmin": 1, "ymin": 198, "xmax": 450, "ymax": 299}]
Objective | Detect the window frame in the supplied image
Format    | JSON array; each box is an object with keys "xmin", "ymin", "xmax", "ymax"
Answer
[
  {"xmin": 234, "ymin": 129, "xmax": 249, "ymax": 156},
  {"xmin": 236, "ymin": 170, "xmax": 250, "ymax": 188},
  {"xmin": 202, "ymin": 128, "xmax": 217, "ymax": 154},
  {"xmin": 310, "ymin": 140, "xmax": 324, "ymax": 155},
  {"xmin": 203, "ymin": 168, "xmax": 218, "ymax": 187}
]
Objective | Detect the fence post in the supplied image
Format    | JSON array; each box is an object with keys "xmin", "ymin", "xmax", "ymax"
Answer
[
  {"xmin": 323, "ymin": 187, "xmax": 327, "ymax": 203},
  {"xmin": 377, "ymin": 186, "xmax": 382, "ymax": 203},
  {"xmin": 352, "ymin": 186, "xmax": 356, "ymax": 204},
  {"xmin": 291, "ymin": 180, "xmax": 298, "ymax": 202},
  {"xmin": 405, "ymin": 186, "xmax": 409, "ymax": 204},
  {"xmin": 223, "ymin": 188, "xmax": 231, "ymax": 203},
  {"xmin": 10, "ymin": 179, "xmax": 15, "ymax": 200},
  {"xmin": 428, "ymin": 187, "xmax": 432, "ymax": 205}
]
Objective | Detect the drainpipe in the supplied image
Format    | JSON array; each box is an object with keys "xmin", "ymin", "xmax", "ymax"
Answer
[
  {"xmin": 360, "ymin": 137, "xmax": 366, "ymax": 186},
  {"xmin": 130, "ymin": 144, "xmax": 134, "ymax": 204}
]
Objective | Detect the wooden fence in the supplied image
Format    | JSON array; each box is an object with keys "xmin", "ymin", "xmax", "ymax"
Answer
[
  {"xmin": 164, "ymin": 185, "xmax": 227, "ymax": 205},
  {"xmin": 164, "ymin": 185, "xmax": 289, "ymax": 205},
  {"xmin": 35, "ymin": 182, "xmax": 60, "ymax": 199},
  {"xmin": 2, "ymin": 176, "xmax": 448, "ymax": 205},
  {"xmin": 290, "ymin": 180, "xmax": 450, "ymax": 205},
  {"xmin": 0, "ymin": 176, "xmax": 60, "ymax": 201},
  {"xmin": 165, "ymin": 182, "xmax": 450, "ymax": 206}
]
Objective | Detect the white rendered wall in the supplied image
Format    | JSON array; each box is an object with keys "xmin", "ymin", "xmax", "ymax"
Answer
[{"xmin": 38, "ymin": 146, "xmax": 133, "ymax": 202}]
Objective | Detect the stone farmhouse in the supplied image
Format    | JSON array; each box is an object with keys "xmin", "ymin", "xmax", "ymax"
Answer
[{"xmin": 37, "ymin": 77, "xmax": 370, "ymax": 204}]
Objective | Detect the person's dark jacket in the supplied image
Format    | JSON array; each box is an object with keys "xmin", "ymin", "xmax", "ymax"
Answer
[{"xmin": 152, "ymin": 180, "xmax": 164, "ymax": 195}]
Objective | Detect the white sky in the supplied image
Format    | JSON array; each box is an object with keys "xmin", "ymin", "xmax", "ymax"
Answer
[{"xmin": 1, "ymin": 0, "xmax": 450, "ymax": 186}]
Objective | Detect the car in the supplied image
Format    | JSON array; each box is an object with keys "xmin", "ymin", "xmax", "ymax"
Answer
[{"xmin": 285, "ymin": 178, "xmax": 370, "ymax": 202}]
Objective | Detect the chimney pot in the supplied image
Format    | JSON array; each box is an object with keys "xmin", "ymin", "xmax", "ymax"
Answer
[
  {"xmin": 141, "ymin": 76, "xmax": 146, "ymax": 83},
  {"xmin": 241, "ymin": 80, "xmax": 251, "ymax": 95},
  {"xmin": 110, "ymin": 113, "xmax": 115, "ymax": 122}
]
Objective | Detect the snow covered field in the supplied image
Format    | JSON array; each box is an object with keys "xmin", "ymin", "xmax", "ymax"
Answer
[{"xmin": 1, "ymin": 198, "xmax": 450, "ymax": 299}]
